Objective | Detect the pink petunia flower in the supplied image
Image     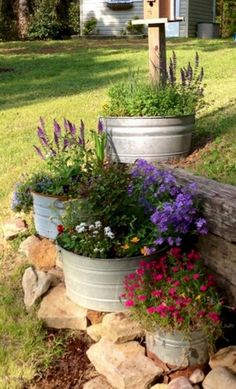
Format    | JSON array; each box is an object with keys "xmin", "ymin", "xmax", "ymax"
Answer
[
  {"xmin": 152, "ymin": 289, "xmax": 162, "ymax": 297},
  {"xmin": 193, "ymin": 273, "xmax": 200, "ymax": 280},
  {"xmin": 200, "ymin": 285, "xmax": 208, "ymax": 292},
  {"xmin": 169, "ymin": 287, "xmax": 177, "ymax": 296},
  {"xmin": 147, "ymin": 306, "xmax": 156, "ymax": 314},
  {"xmin": 124, "ymin": 299, "xmax": 135, "ymax": 307},
  {"xmin": 153, "ymin": 274, "xmax": 164, "ymax": 281},
  {"xmin": 208, "ymin": 312, "xmax": 220, "ymax": 322},
  {"xmin": 137, "ymin": 295, "xmax": 147, "ymax": 302}
]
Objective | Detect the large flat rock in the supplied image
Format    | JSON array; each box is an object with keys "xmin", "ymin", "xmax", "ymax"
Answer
[
  {"xmin": 22, "ymin": 267, "xmax": 55, "ymax": 309},
  {"xmin": 38, "ymin": 284, "xmax": 87, "ymax": 330},
  {"xmin": 87, "ymin": 337, "xmax": 162, "ymax": 389},
  {"xmin": 203, "ymin": 366, "xmax": 236, "ymax": 389},
  {"xmin": 3, "ymin": 217, "xmax": 27, "ymax": 240},
  {"xmin": 209, "ymin": 346, "xmax": 236, "ymax": 373}
]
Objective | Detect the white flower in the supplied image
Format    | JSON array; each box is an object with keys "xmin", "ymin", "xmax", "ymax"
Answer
[
  {"xmin": 89, "ymin": 224, "xmax": 95, "ymax": 231},
  {"xmin": 104, "ymin": 226, "xmax": 112, "ymax": 236},
  {"xmin": 75, "ymin": 222, "xmax": 87, "ymax": 233},
  {"xmin": 104, "ymin": 226, "xmax": 115, "ymax": 239},
  {"xmin": 95, "ymin": 221, "xmax": 102, "ymax": 229},
  {"xmin": 92, "ymin": 230, "xmax": 99, "ymax": 236}
]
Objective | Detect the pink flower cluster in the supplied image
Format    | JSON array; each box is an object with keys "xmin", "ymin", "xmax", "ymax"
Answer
[{"xmin": 122, "ymin": 248, "xmax": 222, "ymax": 333}]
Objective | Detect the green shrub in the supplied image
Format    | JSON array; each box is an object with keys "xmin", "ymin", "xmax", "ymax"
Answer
[
  {"xmin": 68, "ymin": 1, "xmax": 80, "ymax": 35},
  {"xmin": 83, "ymin": 17, "xmax": 97, "ymax": 36},
  {"xmin": 126, "ymin": 16, "xmax": 144, "ymax": 35},
  {"xmin": 28, "ymin": 0, "xmax": 63, "ymax": 40}
]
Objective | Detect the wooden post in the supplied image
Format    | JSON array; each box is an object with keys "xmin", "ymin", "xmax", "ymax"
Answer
[
  {"xmin": 148, "ymin": 22, "xmax": 166, "ymax": 84},
  {"xmin": 144, "ymin": 0, "xmax": 167, "ymax": 84}
]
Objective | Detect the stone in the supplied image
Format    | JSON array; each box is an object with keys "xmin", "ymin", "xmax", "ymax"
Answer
[
  {"xmin": 38, "ymin": 283, "xmax": 87, "ymax": 330},
  {"xmin": 25, "ymin": 238, "xmax": 58, "ymax": 270},
  {"xmin": 83, "ymin": 376, "xmax": 113, "ymax": 389},
  {"xmin": 86, "ymin": 337, "xmax": 162, "ymax": 389},
  {"xmin": 101, "ymin": 311, "xmax": 144, "ymax": 343},
  {"xmin": 19, "ymin": 235, "xmax": 40, "ymax": 257},
  {"xmin": 87, "ymin": 323, "xmax": 104, "ymax": 342},
  {"xmin": 168, "ymin": 377, "xmax": 193, "ymax": 389},
  {"xmin": 87, "ymin": 310, "xmax": 105, "ymax": 325},
  {"xmin": 209, "ymin": 346, "xmax": 236, "ymax": 373},
  {"xmin": 193, "ymin": 386, "xmax": 201, "ymax": 389},
  {"xmin": 3, "ymin": 217, "xmax": 27, "ymax": 240},
  {"xmin": 202, "ymin": 366, "xmax": 236, "ymax": 389},
  {"xmin": 22, "ymin": 267, "xmax": 54, "ymax": 309},
  {"xmin": 189, "ymin": 369, "xmax": 205, "ymax": 384},
  {"xmin": 151, "ymin": 385, "xmax": 168, "ymax": 389},
  {"xmin": 47, "ymin": 267, "xmax": 64, "ymax": 284}
]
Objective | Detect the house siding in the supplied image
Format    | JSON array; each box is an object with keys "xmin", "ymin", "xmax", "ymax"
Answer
[
  {"xmin": 188, "ymin": 0, "xmax": 214, "ymax": 37},
  {"xmin": 179, "ymin": 0, "xmax": 188, "ymax": 37},
  {"xmin": 80, "ymin": 0, "xmax": 143, "ymax": 36}
]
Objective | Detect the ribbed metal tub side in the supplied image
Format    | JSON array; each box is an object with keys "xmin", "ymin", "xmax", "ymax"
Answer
[
  {"xmin": 103, "ymin": 115, "xmax": 195, "ymax": 163},
  {"xmin": 146, "ymin": 329, "xmax": 209, "ymax": 368},
  {"xmin": 32, "ymin": 192, "xmax": 65, "ymax": 240},
  {"xmin": 59, "ymin": 247, "xmax": 156, "ymax": 312}
]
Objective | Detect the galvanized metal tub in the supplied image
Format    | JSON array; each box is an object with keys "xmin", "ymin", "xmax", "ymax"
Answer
[
  {"xmin": 102, "ymin": 115, "xmax": 195, "ymax": 163},
  {"xmin": 32, "ymin": 192, "xmax": 66, "ymax": 240},
  {"xmin": 59, "ymin": 246, "xmax": 157, "ymax": 312},
  {"xmin": 146, "ymin": 329, "xmax": 208, "ymax": 368}
]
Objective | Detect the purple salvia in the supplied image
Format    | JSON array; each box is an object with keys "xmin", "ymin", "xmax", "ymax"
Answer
[
  {"xmin": 37, "ymin": 126, "xmax": 49, "ymax": 147},
  {"xmin": 64, "ymin": 118, "xmax": 69, "ymax": 132},
  {"xmin": 199, "ymin": 67, "xmax": 204, "ymax": 82},
  {"xmin": 97, "ymin": 119, "xmax": 104, "ymax": 134},
  {"xmin": 195, "ymin": 52, "xmax": 199, "ymax": 69},
  {"xmin": 63, "ymin": 138, "xmax": 69, "ymax": 150},
  {"xmin": 169, "ymin": 64, "xmax": 174, "ymax": 86},
  {"xmin": 33, "ymin": 145, "xmax": 45, "ymax": 159},
  {"xmin": 79, "ymin": 119, "xmax": 85, "ymax": 147},
  {"xmin": 53, "ymin": 119, "xmax": 61, "ymax": 147},
  {"xmin": 180, "ymin": 68, "xmax": 186, "ymax": 86},
  {"xmin": 67, "ymin": 120, "xmax": 76, "ymax": 137}
]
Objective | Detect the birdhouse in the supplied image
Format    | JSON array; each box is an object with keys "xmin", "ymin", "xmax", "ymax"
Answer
[{"xmin": 144, "ymin": 0, "xmax": 176, "ymax": 20}]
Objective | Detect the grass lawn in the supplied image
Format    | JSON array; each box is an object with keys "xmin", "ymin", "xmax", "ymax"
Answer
[{"xmin": 0, "ymin": 38, "xmax": 235, "ymax": 388}]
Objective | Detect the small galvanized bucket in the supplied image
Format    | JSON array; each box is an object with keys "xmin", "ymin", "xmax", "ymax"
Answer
[
  {"xmin": 146, "ymin": 329, "xmax": 209, "ymax": 368},
  {"xmin": 32, "ymin": 192, "xmax": 66, "ymax": 240}
]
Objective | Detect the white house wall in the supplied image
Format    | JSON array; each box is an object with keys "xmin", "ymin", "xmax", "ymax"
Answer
[
  {"xmin": 81, "ymin": 0, "xmax": 143, "ymax": 36},
  {"xmin": 80, "ymin": 0, "xmax": 179, "ymax": 37}
]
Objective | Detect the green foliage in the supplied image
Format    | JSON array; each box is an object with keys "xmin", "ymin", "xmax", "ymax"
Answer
[
  {"xmin": 126, "ymin": 16, "xmax": 144, "ymax": 36},
  {"xmin": 103, "ymin": 53, "xmax": 205, "ymax": 117},
  {"xmin": 123, "ymin": 248, "xmax": 223, "ymax": 346},
  {"xmin": 68, "ymin": 1, "xmax": 80, "ymax": 35},
  {"xmin": 83, "ymin": 17, "xmax": 97, "ymax": 36},
  {"xmin": 216, "ymin": 0, "xmax": 236, "ymax": 37},
  {"xmin": 28, "ymin": 0, "xmax": 63, "ymax": 39}
]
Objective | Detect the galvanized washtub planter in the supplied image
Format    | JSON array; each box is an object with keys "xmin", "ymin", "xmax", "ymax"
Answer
[
  {"xmin": 103, "ymin": 115, "xmax": 195, "ymax": 163},
  {"xmin": 146, "ymin": 329, "xmax": 209, "ymax": 368},
  {"xmin": 32, "ymin": 192, "xmax": 66, "ymax": 240},
  {"xmin": 59, "ymin": 246, "xmax": 156, "ymax": 312}
]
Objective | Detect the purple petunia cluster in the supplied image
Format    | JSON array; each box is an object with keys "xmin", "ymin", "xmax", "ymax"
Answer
[{"xmin": 131, "ymin": 159, "xmax": 207, "ymax": 248}]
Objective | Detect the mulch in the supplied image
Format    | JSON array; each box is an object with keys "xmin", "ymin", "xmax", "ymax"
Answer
[{"xmin": 24, "ymin": 332, "xmax": 97, "ymax": 389}]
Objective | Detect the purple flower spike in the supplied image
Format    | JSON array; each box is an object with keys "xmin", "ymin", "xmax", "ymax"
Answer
[
  {"xmin": 98, "ymin": 119, "xmax": 103, "ymax": 134},
  {"xmin": 63, "ymin": 138, "xmax": 69, "ymax": 150},
  {"xmin": 33, "ymin": 145, "xmax": 45, "ymax": 160},
  {"xmin": 64, "ymin": 118, "xmax": 69, "ymax": 131},
  {"xmin": 67, "ymin": 120, "xmax": 76, "ymax": 137},
  {"xmin": 53, "ymin": 119, "xmax": 61, "ymax": 147},
  {"xmin": 80, "ymin": 120, "xmax": 85, "ymax": 147},
  {"xmin": 37, "ymin": 126, "xmax": 48, "ymax": 147}
]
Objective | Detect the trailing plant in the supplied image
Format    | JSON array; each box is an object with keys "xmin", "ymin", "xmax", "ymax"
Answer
[{"xmin": 122, "ymin": 247, "xmax": 223, "ymax": 346}]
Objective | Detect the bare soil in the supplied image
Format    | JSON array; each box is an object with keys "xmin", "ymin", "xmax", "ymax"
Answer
[{"xmin": 24, "ymin": 332, "xmax": 97, "ymax": 389}]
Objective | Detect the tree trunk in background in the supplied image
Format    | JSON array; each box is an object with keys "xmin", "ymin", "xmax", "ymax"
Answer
[{"xmin": 18, "ymin": 0, "xmax": 29, "ymax": 39}]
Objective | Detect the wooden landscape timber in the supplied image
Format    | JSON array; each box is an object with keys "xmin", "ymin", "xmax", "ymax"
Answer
[{"xmin": 165, "ymin": 165, "xmax": 236, "ymax": 304}]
